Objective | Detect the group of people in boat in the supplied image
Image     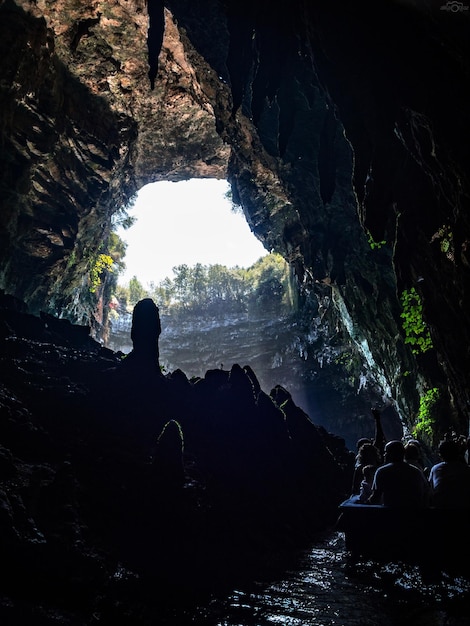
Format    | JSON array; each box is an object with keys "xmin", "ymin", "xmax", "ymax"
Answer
[{"xmin": 350, "ymin": 409, "xmax": 470, "ymax": 509}]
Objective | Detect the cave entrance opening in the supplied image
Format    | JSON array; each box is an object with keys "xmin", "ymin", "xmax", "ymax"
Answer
[{"xmin": 115, "ymin": 178, "xmax": 267, "ymax": 290}]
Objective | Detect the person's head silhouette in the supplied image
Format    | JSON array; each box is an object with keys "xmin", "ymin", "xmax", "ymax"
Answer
[{"xmin": 384, "ymin": 440, "xmax": 405, "ymax": 463}]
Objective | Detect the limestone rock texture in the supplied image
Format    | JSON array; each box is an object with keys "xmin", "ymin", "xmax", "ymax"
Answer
[{"xmin": 1, "ymin": 0, "xmax": 469, "ymax": 437}]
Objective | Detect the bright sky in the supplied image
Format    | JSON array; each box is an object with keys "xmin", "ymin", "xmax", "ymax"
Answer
[{"xmin": 116, "ymin": 179, "xmax": 268, "ymax": 286}]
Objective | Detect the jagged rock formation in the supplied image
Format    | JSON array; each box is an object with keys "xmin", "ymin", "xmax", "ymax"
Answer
[
  {"xmin": 0, "ymin": 292, "xmax": 352, "ymax": 621},
  {"xmin": 109, "ymin": 309, "xmax": 403, "ymax": 451},
  {"xmin": 0, "ymin": 1, "xmax": 469, "ymax": 450}
]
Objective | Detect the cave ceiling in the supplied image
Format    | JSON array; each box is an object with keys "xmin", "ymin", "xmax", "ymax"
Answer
[{"xmin": 1, "ymin": 0, "xmax": 469, "ymax": 435}]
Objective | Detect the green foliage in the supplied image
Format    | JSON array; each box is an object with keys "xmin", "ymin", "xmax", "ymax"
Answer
[
  {"xmin": 128, "ymin": 275, "xmax": 148, "ymax": 306},
  {"xmin": 432, "ymin": 224, "xmax": 454, "ymax": 262},
  {"xmin": 248, "ymin": 253, "xmax": 290, "ymax": 310},
  {"xmin": 366, "ymin": 229, "xmax": 386, "ymax": 250},
  {"xmin": 224, "ymin": 186, "xmax": 243, "ymax": 215},
  {"xmin": 111, "ymin": 193, "xmax": 138, "ymax": 230},
  {"xmin": 412, "ymin": 387, "xmax": 439, "ymax": 442},
  {"xmin": 66, "ymin": 249, "xmax": 77, "ymax": 270},
  {"xmin": 89, "ymin": 254, "xmax": 113, "ymax": 293},
  {"xmin": 108, "ymin": 232, "xmax": 127, "ymax": 271},
  {"xmin": 334, "ymin": 350, "xmax": 360, "ymax": 373},
  {"xmin": 440, "ymin": 235, "xmax": 452, "ymax": 254},
  {"xmin": 399, "ymin": 287, "xmax": 433, "ymax": 354}
]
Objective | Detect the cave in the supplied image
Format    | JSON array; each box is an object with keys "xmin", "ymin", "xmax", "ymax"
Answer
[
  {"xmin": 1, "ymin": 0, "xmax": 469, "ymax": 441},
  {"xmin": 1, "ymin": 0, "xmax": 470, "ymax": 620}
]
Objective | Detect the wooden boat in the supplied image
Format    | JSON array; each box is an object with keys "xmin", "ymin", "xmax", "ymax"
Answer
[{"xmin": 336, "ymin": 497, "xmax": 469, "ymax": 574}]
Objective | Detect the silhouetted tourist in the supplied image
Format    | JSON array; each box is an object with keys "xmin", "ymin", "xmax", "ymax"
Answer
[
  {"xmin": 456, "ymin": 434, "xmax": 468, "ymax": 461},
  {"xmin": 404, "ymin": 439, "xmax": 427, "ymax": 472},
  {"xmin": 351, "ymin": 408, "xmax": 387, "ymax": 494},
  {"xmin": 358, "ymin": 464, "xmax": 376, "ymax": 503},
  {"xmin": 428, "ymin": 439, "xmax": 470, "ymax": 509},
  {"xmin": 351, "ymin": 442, "xmax": 382, "ymax": 495},
  {"xmin": 355, "ymin": 437, "xmax": 371, "ymax": 453},
  {"xmin": 404, "ymin": 441, "xmax": 431, "ymax": 505},
  {"xmin": 124, "ymin": 298, "xmax": 163, "ymax": 373},
  {"xmin": 368, "ymin": 440, "xmax": 428, "ymax": 507}
]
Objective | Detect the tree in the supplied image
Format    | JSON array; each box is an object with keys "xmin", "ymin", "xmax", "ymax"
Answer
[
  {"xmin": 108, "ymin": 232, "xmax": 127, "ymax": 275},
  {"xmin": 172, "ymin": 264, "xmax": 190, "ymax": 308},
  {"xmin": 248, "ymin": 253, "xmax": 290, "ymax": 312},
  {"xmin": 129, "ymin": 276, "xmax": 148, "ymax": 306},
  {"xmin": 149, "ymin": 277, "xmax": 173, "ymax": 311},
  {"xmin": 191, "ymin": 263, "xmax": 207, "ymax": 308}
]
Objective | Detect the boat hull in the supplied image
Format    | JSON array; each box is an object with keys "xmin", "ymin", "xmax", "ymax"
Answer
[{"xmin": 337, "ymin": 498, "xmax": 469, "ymax": 575}]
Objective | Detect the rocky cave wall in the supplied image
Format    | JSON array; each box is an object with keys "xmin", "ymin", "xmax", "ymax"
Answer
[{"xmin": 0, "ymin": 0, "xmax": 469, "ymax": 440}]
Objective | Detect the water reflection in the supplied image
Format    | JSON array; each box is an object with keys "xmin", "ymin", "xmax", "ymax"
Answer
[
  {"xmin": 197, "ymin": 532, "xmax": 470, "ymax": 626},
  {"xmin": 99, "ymin": 530, "xmax": 470, "ymax": 625}
]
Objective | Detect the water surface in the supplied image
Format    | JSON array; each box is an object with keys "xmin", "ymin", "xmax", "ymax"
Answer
[{"xmin": 177, "ymin": 531, "xmax": 470, "ymax": 626}]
